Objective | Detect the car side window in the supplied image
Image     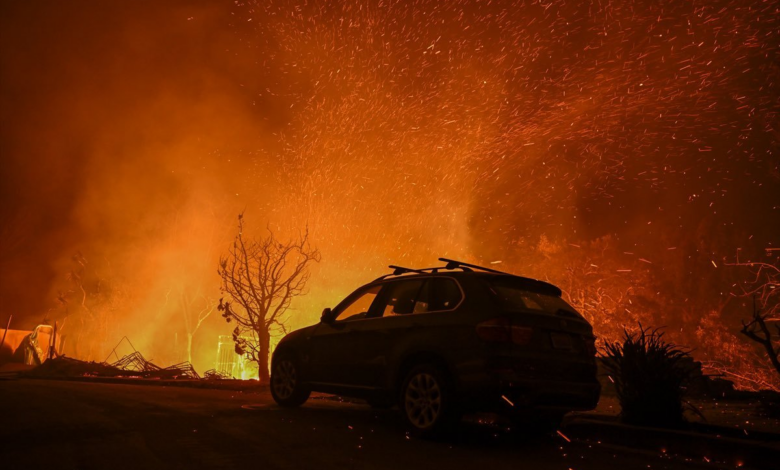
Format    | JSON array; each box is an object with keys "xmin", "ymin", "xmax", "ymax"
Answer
[
  {"xmin": 413, "ymin": 281, "xmax": 431, "ymax": 313},
  {"xmin": 428, "ymin": 278, "xmax": 462, "ymax": 311},
  {"xmin": 376, "ymin": 278, "xmax": 462, "ymax": 316},
  {"xmin": 378, "ymin": 280, "xmax": 425, "ymax": 316},
  {"xmin": 333, "ymin": 285, "xmax": 382, "ymax": 322}
]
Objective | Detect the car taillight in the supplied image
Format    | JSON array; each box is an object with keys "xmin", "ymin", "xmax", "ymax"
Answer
[
  {"xmin": 476, "ymin": 317, "xmax": 511, "ymax": 342},
  {"xmin": 511, "ymin": 326, "xmax": 533, "ymax": 345},
  {"xmin": 476, "ymin": 317, "xmax": 533, "ymax": 344}
]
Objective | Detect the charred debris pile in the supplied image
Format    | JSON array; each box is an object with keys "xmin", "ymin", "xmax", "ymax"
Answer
[{"xmin": 25, "ymin": 336, "xmax": 223, "ymax": 382}]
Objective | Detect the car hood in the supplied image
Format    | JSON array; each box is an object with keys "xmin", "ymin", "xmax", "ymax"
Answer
[{"xmin": 278, "ymin": 323, "xmax": 318, "ymax": 346}]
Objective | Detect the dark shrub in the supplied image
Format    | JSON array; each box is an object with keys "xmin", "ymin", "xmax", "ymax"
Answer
[
  {"xmin": 759, "ymin": 391, "xmax": 780, "ymax": 419},
  {"xmin": 603, "ymin": 325, "xmax": 693, "ymax": 428}
]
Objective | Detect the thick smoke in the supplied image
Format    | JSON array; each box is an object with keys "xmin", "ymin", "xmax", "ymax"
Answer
[
  {"xmin": 0, "ymin": 1, "xmax": 275, "ymax": 365},
  {"xmin": 1, "ymin": 1, "xmax": 778, "ymax": 380}
]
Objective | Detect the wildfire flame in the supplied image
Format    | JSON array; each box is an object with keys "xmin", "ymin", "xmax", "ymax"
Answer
[{"xmin": 0, "ymin": 1, "xmax": 777, "ymax": 388}]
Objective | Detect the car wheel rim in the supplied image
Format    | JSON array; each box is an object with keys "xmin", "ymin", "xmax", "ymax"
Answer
[
  {"xmin": 404, "ymin": 372, "xmax": 442, "ymax": 429},
  {"xmin": 272, "ymin": 360, "xmax": 296, "ymax": 400}
]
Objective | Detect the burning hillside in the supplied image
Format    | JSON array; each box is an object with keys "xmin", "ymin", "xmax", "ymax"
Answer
[{"xmin": 0, "ymin": 1, "xmax": 778, "ymax": 388}]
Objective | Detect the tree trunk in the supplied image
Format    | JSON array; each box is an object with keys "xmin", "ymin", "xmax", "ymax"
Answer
[{"xmin": 258, "ymin": 330, "xmax": 271, "ymax": 383}]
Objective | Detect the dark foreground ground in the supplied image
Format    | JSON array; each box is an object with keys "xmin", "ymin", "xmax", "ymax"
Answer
[{"xmin": 0, "ymin": 379, "xmax": 731, "ymax": 470}]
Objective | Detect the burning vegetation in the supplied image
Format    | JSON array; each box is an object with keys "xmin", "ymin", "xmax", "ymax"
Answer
[{"xmin": 0, "ymin": 1, "xmax": 778, "ymax": 390}]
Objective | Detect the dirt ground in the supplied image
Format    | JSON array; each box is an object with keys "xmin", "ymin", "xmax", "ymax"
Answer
[
  {"xmin": 0, "ymin": 378, "xmax": 731, "ymax": 470},
  {"xmin": 587, "ymin": 394, "xmax": 780, "ymax": 436}
]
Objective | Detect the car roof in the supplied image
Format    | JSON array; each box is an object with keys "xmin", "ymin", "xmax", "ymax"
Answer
[{"xmin": 369, "ymin": 269, "xmax": 562, "ymax": 297}]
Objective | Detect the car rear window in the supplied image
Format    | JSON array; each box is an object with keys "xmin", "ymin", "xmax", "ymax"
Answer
[{"xmin": 486, "ymin": 278, "xmax": 580, "ymax": 317}]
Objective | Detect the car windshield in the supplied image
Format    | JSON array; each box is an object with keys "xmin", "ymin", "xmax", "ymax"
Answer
[{"xmin": 486, "ymin": 277, "xmax": 580, "ymax": 317}]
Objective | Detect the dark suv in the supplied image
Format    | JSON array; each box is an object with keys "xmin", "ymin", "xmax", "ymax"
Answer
[{"xmin": 270, "ymin": 258, "xmax": 600, "ymax": 436}]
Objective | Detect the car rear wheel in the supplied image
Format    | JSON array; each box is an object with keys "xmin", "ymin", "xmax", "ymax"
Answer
[
  {"xmin": 400, "ymin": 364, "xmax": 459, "ymax": 437},
  {"xmin": 270, "ymin": 356, "xmax": 310, "ymax": 407}
]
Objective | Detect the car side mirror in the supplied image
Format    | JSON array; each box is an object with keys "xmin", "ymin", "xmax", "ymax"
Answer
[{"xmin": 320, "ymin": 308, "xmax": 333, "ymax": 324}]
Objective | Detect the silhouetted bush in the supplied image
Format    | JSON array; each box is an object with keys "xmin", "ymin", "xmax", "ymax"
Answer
[
  {"xmin": 759, "ymin": 391, "xmax": 780, "ymax": 419},
  {"xmin": 603, "ymin": 325, "xmax": 693, "ymax": 428}
]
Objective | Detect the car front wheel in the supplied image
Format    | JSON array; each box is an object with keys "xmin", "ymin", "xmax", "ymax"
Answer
[{"xmin": 270, "ymin": 356, "xmax": 310, "ymax": 407}]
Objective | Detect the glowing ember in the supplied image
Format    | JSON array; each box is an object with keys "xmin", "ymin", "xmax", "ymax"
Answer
[{"xmin": 0, "ymin": 1, "xmax": 777, "ymax": 388}]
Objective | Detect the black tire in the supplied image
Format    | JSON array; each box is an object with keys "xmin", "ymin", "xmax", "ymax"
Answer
[
  {"xmin": 399, "ymin": 364, "xmax": 460, "ymax": 438},
  {"xmin": 270, "ymin": 355, "xmax": 310, "ymax": 407}
]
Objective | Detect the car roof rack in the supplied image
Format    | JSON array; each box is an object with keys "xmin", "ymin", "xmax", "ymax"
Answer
[
  {"xmin": 374, "ymin": 258, "xmax": 508, "ymax": 281},
  {"xmin": 375, "ymin": 265, "xmax": 451, "ymax": 281},
  {"xmin": 437, "ymin": 258, "xmax": 509, "ymax": 275},
  {"xmin": 388, "ymin": 265, "xmax": 426, "ymax": 275},
  {"xmin": 439, "ymin": 258, "xmax": 561, "ymax": 296},
  {"xmin": 373, "ymin": 258, "xmax": 561, "ymax": 296}
]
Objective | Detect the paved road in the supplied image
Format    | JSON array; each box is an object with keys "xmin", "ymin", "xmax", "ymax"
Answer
[{"xmin": 0, "ymin": 379, "xmax": 716, "ymax": 470}]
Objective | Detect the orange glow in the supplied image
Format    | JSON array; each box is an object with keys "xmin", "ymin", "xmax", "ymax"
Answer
[{"xmin": 0, "ymin": 2, "xmax": 777, "ymax": 389}]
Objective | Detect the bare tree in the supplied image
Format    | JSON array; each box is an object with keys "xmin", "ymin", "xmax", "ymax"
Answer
[
  {"xmin": 729, "ymin": 253, "xmax": 780, "ymax": 376},
  {"xmin": 56, "ymin": 252, "xmax": 126, "ymax": 361},
  {"xmin": 177, "ymin": 287, "xmax": 216, "ymax": 365},
  {"xmin": 217, "ymin": 213, "xmax": 320, "ymax": 382}
]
